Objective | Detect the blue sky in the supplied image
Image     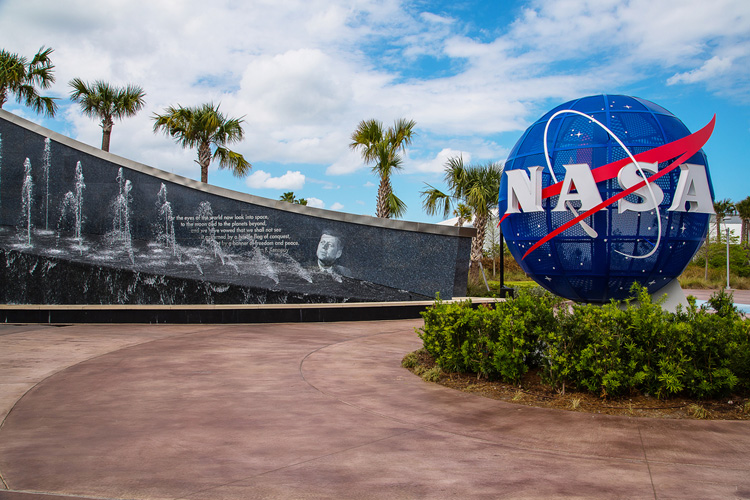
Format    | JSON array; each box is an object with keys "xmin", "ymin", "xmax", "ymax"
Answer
[{"xmin": 1, "ymin": 0, "xmax": 748, "ymax": 223}]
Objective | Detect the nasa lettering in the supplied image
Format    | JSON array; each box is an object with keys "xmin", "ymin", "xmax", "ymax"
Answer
[{"xmin": 498, "ymin": 94, "xmax": 715, "ymax": 302}]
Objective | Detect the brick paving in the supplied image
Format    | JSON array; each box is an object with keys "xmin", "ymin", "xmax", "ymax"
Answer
[{"xmin": 0, "ymin": 299, "xmax": 748, "ymax": 499}]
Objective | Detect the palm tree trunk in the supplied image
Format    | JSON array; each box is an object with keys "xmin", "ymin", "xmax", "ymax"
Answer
[
  {"xmin": 376, "ymin": 176, "xmax": 391, "ymax": 218},
  {"xmin": 198, "ymin": 141, "xmax": 211, "ymax": 183},
  {"xmin": 101, "ymin": 117, "xmax": 113, "ymax": 152},
  {"xmin": 470, "ymin": 212, "xmax": 488, "ymax": 271}
]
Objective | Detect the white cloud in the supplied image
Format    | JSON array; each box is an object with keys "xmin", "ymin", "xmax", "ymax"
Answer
[
  {"xmin": 307, "ymin": 178, "xmax": 340, "ymax": 190},
  {"xmin": 410, "ymin": 148, "xmax": 471, "ymax": 174},
  {"xmin": 245, "ymin": 170, "xmax": 306, "ymax": 190},
  {"xmin": 326, "ymin": 150, "xmax": 366, "ymax": 175},
  {"xmin": 420, "ymin": 12, "xmax": 454, "ymax": 25},
  {"xmin": 306, "ymin": 197, "xmax": 325, "ymax": 208},
  {"xmin": 668, "ymin": 56, "xmax": 735, "ymax": 85},
  {"xmin": 502, "ymin": 0, "xmax": 750, "ymax": 89},
  {"xmin": 330, "ymin": 202, "xmax": 345, "ymax": 210},
  {"xmin": 236, "ymin": 49, "xmax": 353, "ymax": 127}
]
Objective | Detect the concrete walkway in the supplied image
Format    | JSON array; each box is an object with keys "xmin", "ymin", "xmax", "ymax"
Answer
[{"xmin": 0, "ymin": 310, "xmax": 749, "ymax": 498}]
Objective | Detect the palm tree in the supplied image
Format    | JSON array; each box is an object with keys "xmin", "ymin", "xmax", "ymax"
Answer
[
  {"xmin": 350, "ymin": 118, "xmax": 415, "ymax": 218},
  {"xmin": 280, "ymin": 192, "xmax": 307, "ymax": 205},
  {"xmin": 280, "ymin": 192, "xmax": 296, "ymax": 203},
  {"xmin": 152, "ymin": 103, "xmax": 251, "ymax": 184},
  {"xmin": 713, "ymin": 198, "xmax": 734, "ymax": 241},
  {"xmin": 69, "ymin": 79, "xmax": 146, "ymax": 152},
  {"xmin": 421, "ymin": 156, "xmax": 503, "ymax": 270},
  {"xmin": 0, "ymin": 46, "xmax": 57, "ymax": 117},
  {"xmin": 453, "ymin": 203, "xmax": 472, "ymax": 227},
  {"xmin": 735, "ymin": 196, "xmax": 750, "ymax": 246}
]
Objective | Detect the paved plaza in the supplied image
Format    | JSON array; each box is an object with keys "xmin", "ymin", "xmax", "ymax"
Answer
[{"xmin": 0, "ymin": 290, "xmax": 749, "ymax": 499}]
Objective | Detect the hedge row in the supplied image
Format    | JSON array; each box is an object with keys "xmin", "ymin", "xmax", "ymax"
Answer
[{"xmin": 418, "ymin": 286, "xmax": 750, "ymax": 399}]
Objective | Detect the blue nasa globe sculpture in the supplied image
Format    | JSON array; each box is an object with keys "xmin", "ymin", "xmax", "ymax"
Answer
[{"xmin": 498, "ymin": 94, "xmax": 714, "ymax": 302}]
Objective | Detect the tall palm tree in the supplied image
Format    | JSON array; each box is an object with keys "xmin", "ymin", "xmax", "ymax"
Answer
[
  {"xmin": 0, "ymin": 46, "xmax": 57, "ymax": 117},
  {"xmin": 421, "ymin": 156, "xmax": 503, "ymax": 270},
  {"xmin": 152, "ymin": 103, "xmax": 251, "ymax": 184},
  {"xmin": 735, "ymin": 196, "xmax": 750, "ymax": 246},
  {"xmin": 350, "ymin": 118, "xmax": 415, "ymax": 219},
  {"xmin": 69, "ymin": 79, "xmax": 146, "ymax": 152},
  {"xmin": 713, "ymin": 198, "xmax": 734, "ymax": 241}
]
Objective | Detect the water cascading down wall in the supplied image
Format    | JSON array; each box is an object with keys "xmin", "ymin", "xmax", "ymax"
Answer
[{"xmin": 0, "ymin": 109, "xmax": 473, "ymax": 305}]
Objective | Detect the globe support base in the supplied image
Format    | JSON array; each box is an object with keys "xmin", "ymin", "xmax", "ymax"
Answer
[{"xmin": 650, "ymin": 279, "xmax": 689, "ymax": 313}]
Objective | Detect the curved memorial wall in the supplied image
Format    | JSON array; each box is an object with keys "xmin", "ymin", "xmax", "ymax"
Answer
[{"xmin": 0, "ymin": 110, "xmax": 473, "ymax": 304}]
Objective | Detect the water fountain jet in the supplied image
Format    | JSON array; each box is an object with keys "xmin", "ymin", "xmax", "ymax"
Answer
[
  {"xmin": 20, "ymin": 158, "xmax": 33, "ymax": 246},
  {"xmin": 110, "ymin": 168, "xmax": 134, "ymax": 264},
  {"xmin": 59, "ymin": 161, "xmax": 86, "ymax": 248},
  {"xmin": 42, "ymin": 138, "xmax": 51, "ymax": 230},
  {"xmin": 156, "ymin": 183, "xmax": 177, "ymax": 256}
]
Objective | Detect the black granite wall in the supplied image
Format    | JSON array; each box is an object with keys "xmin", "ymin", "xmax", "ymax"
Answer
[{"xmin": 0, "ymin": 110, "xmax": 473, "ymax": 304}]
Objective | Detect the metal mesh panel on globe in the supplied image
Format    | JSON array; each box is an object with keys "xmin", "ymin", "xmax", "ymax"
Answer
[
  {"xmin": 528, "ymin": 241, "xmax": 558, "ymax": 273},
  {"xmin": 499, "ymin": 94, "xmax": 712, "ymax": 303},
  {"xmin": 609, "ymin": 278, "xmax": 636, "ymax": 295},
  {"xmin": 513, "ymin": 152, "xmax": 549, "ymax": 174},
  {"xmin": 567, "ymin": 95, "xmax": 607, "ymax": 113},
  {"xmin": 633, "ymin": 97, "xmax": 673, "ymax": 116},
  {"xmin": 557, "ymin": 241, "xmax": 594, "ymax": 272},
  {"xmin": 554, "ymin": 115, "xmax": 605, "ymax": 149},
  {"xmin": 658, "ymin": 115, "xmax": 693, "ymax": 142},
  {"xmin": 525, "ymin": 210, "xmax": 549, "ymax": 238},
  {"xmin": 514, "ymin": 121, "xmax": 549, "ymax": 157},
  {"xmin": 608, "ymin": 95, "xmax": 649, "ymax": 111},
  {"xmin": 608, "ymin": 112, "xmax": 663, "ymax": 146},
  {"xmin": 550, "ymin": 210, "xmax": 590, "ymax": 238},
  {"xmin": 567, "ymin": 276, "xmax": 600, "ymax": 299}
]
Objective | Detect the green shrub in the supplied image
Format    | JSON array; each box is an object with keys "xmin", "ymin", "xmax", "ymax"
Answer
[
  {"xmin": 418, "ymin": 289, "xmax": 562, "ymax": 384},
  {"xmin": 418, "ymin": 297, "xmax": 481, "ymax": 373},
  {"xmin": 547, "ymin": 285, "xmax": 749, "ymax": 398},
  {"xmin": 417, "ymin": 284, "xmax": 750, "ymax": 400}
]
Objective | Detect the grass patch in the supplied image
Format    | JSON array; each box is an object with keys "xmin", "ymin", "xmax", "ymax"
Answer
[
  {"xmin": 421, "ymin": 366, "xmax": 442, "ymax": 382},
  {"xmin": 687, "ymin": 404, "xmax": 710, "ymax": 419}
]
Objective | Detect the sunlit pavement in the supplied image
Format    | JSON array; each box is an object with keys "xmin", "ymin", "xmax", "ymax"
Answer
[{"xmin": 0, "ymin": 295, "xmax": 748, "ymax": 499}]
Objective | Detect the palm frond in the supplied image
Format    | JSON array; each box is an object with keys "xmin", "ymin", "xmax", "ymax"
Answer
[
  {"xmin": 213, "ymin": 146, "xmax": 252, "ymax": 177},
  {"xmin": 387, "ymin": 192, "xmax": 408, "ymax": 219},
  {"xmin": 389, "ymin": 118, "xmax": 416, "ymax": 151},
  {"xmin": 1, "ymin": 47, "xmax": 56, "ymax": 116},
  {"xmin": 443, "ymin": 155, "xmax": 468, "ymax": 197},
  {"xmin": 420, "ymin": 184, "xmax": 452, "ymax": 218},
  {"xmin": 349, "ymin": 118, "xmax": 384, "ymax": 164}
]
